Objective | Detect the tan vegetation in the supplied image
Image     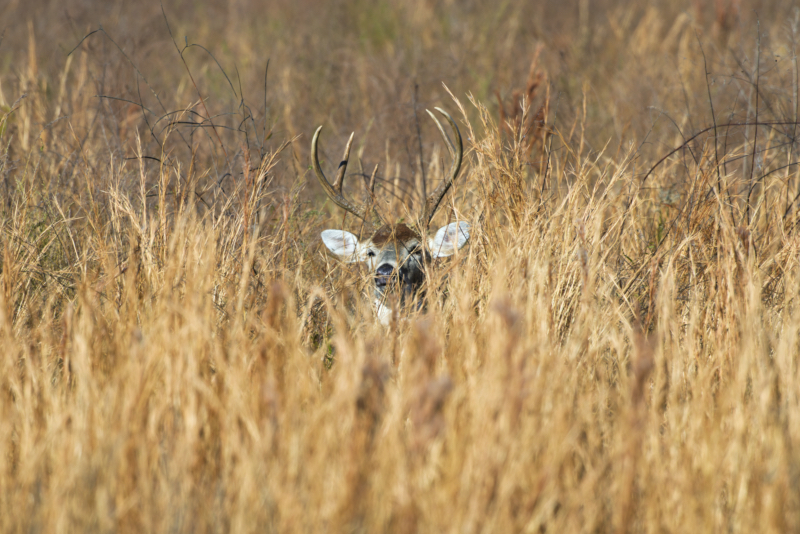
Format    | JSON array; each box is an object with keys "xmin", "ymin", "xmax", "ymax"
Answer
[{"xmin": 1, "ymin": 0, "xmax": 800, "ymax": 531}]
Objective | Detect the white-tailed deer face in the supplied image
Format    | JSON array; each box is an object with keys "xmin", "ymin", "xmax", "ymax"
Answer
[
  {"xmin": 321, "ymin": 221, "xmax": 470, "ymax": 303},
  {"xmin": 311, "ymin": 107, "xmax": 466, "ymax": 322}
]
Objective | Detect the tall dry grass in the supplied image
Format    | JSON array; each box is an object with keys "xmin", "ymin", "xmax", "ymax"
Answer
[{"xmin": 2, "ymin": 0, "xmax": 800, "ymax": 532}]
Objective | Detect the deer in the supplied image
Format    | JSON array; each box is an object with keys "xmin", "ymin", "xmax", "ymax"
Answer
[{"xmin": 312, "ymin": 107, "xmax": 470, "ymax": 324}]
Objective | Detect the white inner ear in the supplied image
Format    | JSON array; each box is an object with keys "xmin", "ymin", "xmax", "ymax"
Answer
[
  {"xmin": 321, "ymin": 230, "xmax": 363, "ymax": 262},
  {"xmin": 428, "ymin": 221, "xmax": 470, "ymax": 258}
]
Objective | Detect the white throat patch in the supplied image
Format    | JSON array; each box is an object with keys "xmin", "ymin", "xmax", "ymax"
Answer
[{"xmin": 374, "ymin": 299, "xmax": 392, "ymax": 325}]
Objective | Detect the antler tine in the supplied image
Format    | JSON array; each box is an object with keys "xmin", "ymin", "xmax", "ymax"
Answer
[
  {"xmin": 312, "ymin": 126, "xmax": 369, "ymax": 222},
  {"xmin": 333, "ymin": 131, "xmax": 355, "ymax": 193},
  {"xmin": 422, "ymin": 107, "xmax": 463, "ymax": 228},
  {"xmin": 426, "ymin": 108, "xmax": 455, "ymax": 158},
  {"xmin": 365, "ymin": 163, "xmax": 384, "ymax": 227}
]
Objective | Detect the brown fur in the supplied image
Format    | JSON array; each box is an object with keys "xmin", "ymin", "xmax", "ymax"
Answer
[{"xmin": 370, "ymin": 223, "xmax": 420, "ymax": 246}]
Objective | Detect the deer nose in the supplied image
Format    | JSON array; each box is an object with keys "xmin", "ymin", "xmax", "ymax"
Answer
[{"xmin": 375, "ymin": 264, "xmax": 395, "ymax": 287}]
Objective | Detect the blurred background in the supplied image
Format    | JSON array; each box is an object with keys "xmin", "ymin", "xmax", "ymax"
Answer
[{"xmin": 2, "ymin": 0, "xmax": 796, "ymax": 217}]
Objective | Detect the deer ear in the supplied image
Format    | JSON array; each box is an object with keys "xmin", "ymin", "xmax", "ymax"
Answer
[
  {"xmin": 321, "ymin": 230, "xmax": 363, "ymax": 262},
  {"xmin": 428, "ymin": 221, "xmax": 470, "ymax": 258}
]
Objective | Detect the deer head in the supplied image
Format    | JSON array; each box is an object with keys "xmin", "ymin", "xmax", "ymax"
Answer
[{"xmin": 313, "ymin": 108, "xmax": 469, "ymax": 322}]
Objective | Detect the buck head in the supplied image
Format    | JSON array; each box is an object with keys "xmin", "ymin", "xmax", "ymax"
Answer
[
  {"xmin": 312, "ymin": 108, "xmax": 469, "ymax": 322},
  {"xmin": 321, "ymin": 221, "xmax": 470, "ymax": 311}
]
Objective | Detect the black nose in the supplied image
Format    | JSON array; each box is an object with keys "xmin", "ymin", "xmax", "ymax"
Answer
[
  {"xmin": 375, "ymin": 264, "xmax": 394, "ymax": 287},
  {"xmin": 376, "ymin": 264, "xmax": 394, "ymax": 277}
]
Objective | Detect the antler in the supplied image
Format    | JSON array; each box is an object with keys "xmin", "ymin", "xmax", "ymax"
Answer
[
  {"xmin": 421, "ymin": 107, "xmax": 463, "ymax": 228},
  {"xmin": 311, "ymin": 126, "xmax": 382, "ymax": 227}
]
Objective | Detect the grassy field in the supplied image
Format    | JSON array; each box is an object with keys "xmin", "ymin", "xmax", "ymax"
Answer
[{"xmin": 2, "ymin": 0, "xmax": 800, "ymax": 531}]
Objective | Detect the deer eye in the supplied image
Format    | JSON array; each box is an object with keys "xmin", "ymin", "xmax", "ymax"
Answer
[{"xmin": 366, "ymin": 250, "xmax": 376, "ymax": 258}]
